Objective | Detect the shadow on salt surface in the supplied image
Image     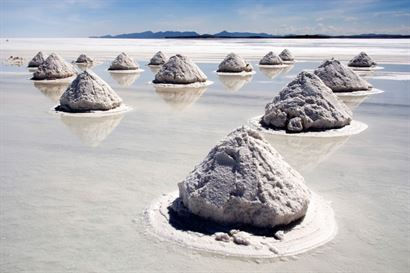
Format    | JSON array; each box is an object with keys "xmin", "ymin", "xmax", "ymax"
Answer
[
  {"xmin": 109, "ymin": 71, "xmax": 140, "ymax": 87},
  {"xmin": 154, "ymin": 85, "xmax": 208, "ymax": 111},
  {"xmin": 217, "ymin": 74, "xmax": 253, "ymax": 92}
]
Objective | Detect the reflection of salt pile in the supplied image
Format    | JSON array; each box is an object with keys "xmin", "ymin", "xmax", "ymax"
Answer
[
  {"xmin": 348, "ymin": 52, "xmax": 377, "ymax": 68},
  {"xmin": 60, "ymin": 114, "xmax": 124, "ymax": 147},
  {"xmin": 28, "ymin": 51, "xmax": 45, "ymax": 68},
  {"xmin": 217, "ymin": 53, "xmax": 253, "ymax": 73},
  {"xmin": 279, "ymin": 49, "xmax": 295, "ymax": 63},
  {"xmin": 262, "ymin": 71, "xmax": 352, "ymax": 133},
  {"xmin": 179, "ymin": 126, "xmax": 310, "ymax": 228},
  {"xmin": 314, "ymin": 59, "xmax": 371, "ymax": 92},
  {"xmin": 262, "ymin": 134, "xmax": 349, "ymax": 173},
  {"xmin": 154, "ymin": 54, "xmax": 207, "ymax": 84},
  {"xmin": 148, "ymin": 51, "xmax": 167, "ymax": 65},
  {"xmin": 75, "ymin": 54, "xmax": 93, "ymax": 64},
  {"xmin": 6, "ymin": 56, "xmax": 24, "ymax": 66},
  {"xmin": 33, "ymin": 82, "xmax": 69, "ymax": 102},
  {"xmin": 109, "ymin": 72, "xmax": 140, "ymax": 87},
  {"xmin": 337, "ymin": 94, "xmax": 369, "ymax": 111},
  {"xmin": 154, "ymin": 86, "xmax": 207, "ymax": 110},
  {"xmin": 259, "ymin": 51, "xmax": 283, "ymax": 66},
  {"xmin": 259, "ymin": 67, "xmax": 283, "ymax": 79},
  {"xmin": 56, "ymin": 70, "xmax": 122, "ymax": 113},
  {"xmin": 108, "ymin": 52, "xmax": 139, "ymax": 71},
  {"xmin": 148, "ymin": 65, "xmax": 161, "ymax": 74},
  {"xmin": 32, "ymin": 53, "xmax": 76, "ymax": 80},
  {"xmin": 217, "ymin": 74, "xmax": 253, "ymax": 91}
]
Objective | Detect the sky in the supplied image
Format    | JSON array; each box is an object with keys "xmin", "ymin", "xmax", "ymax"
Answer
[{"xmin": 1, "ymin": 0, "xmax": 410, "ymax": 37}]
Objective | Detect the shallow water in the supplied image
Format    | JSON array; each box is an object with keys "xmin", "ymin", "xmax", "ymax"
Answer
[{"xmin": 0, "ymin": 40, "xmax": 409, "ymax": 272}]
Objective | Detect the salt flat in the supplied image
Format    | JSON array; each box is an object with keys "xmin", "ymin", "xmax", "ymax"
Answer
[{"xmin": 0, "ymin": 38, "xmax": 409, "ymax": 272}]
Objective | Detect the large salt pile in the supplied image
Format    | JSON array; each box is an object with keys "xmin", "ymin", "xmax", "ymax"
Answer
[
  {"xmin": 279, "ymin": 49, "xmax": 295, "ymax": 62},
  {"xmin": 348, "ymin": 52, "xmax": 377, "ymax": 68},
  {"xmin": 153, "ymin": 54, "xmax": 207, "ymax": 84},
  {"xmin": 259, "ymin": 51, "xmax": 283, "ymax": 66},
  {"xmin": 178, "ymin": 126, "xmax": 311, "ymax": 228},
  {"xmin": 148, "ymin": 51, "xmax": 167, "ymax": 65},
  {"xmin": 55, "ymin": 70, "xmax": 122, "ymax": 113},
  {"xmin": 217, "ymin": 53, "xmax": 253, "ymax": 73},
  {"xmin": 28, "ymin": 51, "xmax": 45, "ymax": 68},
  {"xmin": 75, "ymin": 54, "xmax": 94, "ymax": 64},
  {"xmin": 108, "ymin": 52, "xmax": 139, "ymax": 71},
  {"xmin": 262, "ymin": 71, "xmax": 352, "ymax": 133},
  {"xmin": 32, "ymin": 53, "xmax": 76, "ymax": 80},
  {"xmin": 314, "ymin": 59, "xmax": 371, "ymax": 92}
]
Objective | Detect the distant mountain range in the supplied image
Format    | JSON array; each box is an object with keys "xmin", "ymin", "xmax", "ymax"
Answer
[{"xmin": 92, "ymin": 30, "xmax": 410, "ymax": 39}]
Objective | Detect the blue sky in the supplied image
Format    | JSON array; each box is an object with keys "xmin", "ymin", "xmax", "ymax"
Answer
[{"xmin": 1, "ymin": 0, "xmax": 410, "ymax": 37}]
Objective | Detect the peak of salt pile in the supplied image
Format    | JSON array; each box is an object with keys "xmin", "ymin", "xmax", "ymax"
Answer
[
  {"xmin": 56, "ymin": 70, "xmax": 122, "ymax": 113},
  {"xmin": 279, "ymin": 49, "xmax": 294, "ymax": 62},
  {"xmin": 28, "ymin": 51, "xmax": 45, "ymax": 67},
  {"xmin": 148, "ymin": 51, "xmax": 167, "ymax": 65},
  {"xmin": 108, "ymin": 52, "xmax": 139, "ymax": 70},
  {"xmin": 178, "ymin": 126, "xmax": 311, "ymax": 228},
  {"xmin": 217, "ymin": 53, "xmax": 253, "ymax": 73},
  {"xmin": 153, "ymin": 54, "xmax": 207, "ymax": 84},
  {"xmin": 314, "ymin": 59, "xmax": 371, "ymax": 92},
  {"xmin": 262, "ymin": 71, "xmax": 352, "ymax": 133},
  {"xmin": 348, "ymin": 52, "xmax": 377, "ymax": 68},
  {"xmin": 76, "ymin": 54, "xmax": 93, "ymax": 64},
  {"xmin": 259, "ymin": 51, "xmax": 283, "ymax": 65},
  {"xmin": 32, "ymin": 53, "xmax": 76, "ymax": 80}
]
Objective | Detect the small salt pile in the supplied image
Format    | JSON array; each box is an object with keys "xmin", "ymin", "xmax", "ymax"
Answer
[
  {"xmin": 259, "ymin": 51, "xmax": 283, "ymax": 66},
  {"xmin": 108, "ymin": 52, "xmax": 139, "ymax": 71},
  {"xmin": 348, "ymin": 52, "xmax": 377, "ymax": 68},
  {"xmin": 217, "ymin": 53, "xmax": 253, "ymax": 73},
  {"xmin": 28, "ymin": 51, "xmax": 45, "ymax": 68},
  {"xmin": 148, "ymin": 51, "xmax": 167, "ymax": 65}
]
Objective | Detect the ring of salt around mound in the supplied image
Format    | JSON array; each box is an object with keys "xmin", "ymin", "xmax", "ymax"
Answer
[
  {"xmin": 215, "ymin": 70, "xmax": 256, "ymax": 76},
  {"xmin": 282, "ymin": 60, "xmax": 296, "ymax": 64},
  {"xmin": 248, "ymin": 115, "xmax": 367, "ymax": 138},
  {"xmin": 108, "ymin": 68, "xmax": 144, "ymax": 73},
  {"xmin": 50, "ymin": 104, "xmax": 132, "ymax": 118},
  {"xmin": 31, "ymin": 76, "xmax": 76, "ymax": 84},
  {"xmin": 350, "ymin": 66, "xmax": 384, "ymax": 71},
  {"xmin": 335, "ymin": 88, "xmax": 384, "ymax": 97},
  {"xmin": 258, "ymin": 64, "xmax": 292, "ymax": 68},
  {"xmin": 145, "ymin": 191, "xmax": 336, "ymax": 259},
  {"xmin": 149, "ymin": 80, "xmax": 214, "ymax": 88}
]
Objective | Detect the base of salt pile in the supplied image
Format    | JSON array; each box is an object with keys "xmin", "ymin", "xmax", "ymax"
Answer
[
  {"xmin": 248, "ymin": 116, "xmax": 368, "ymax": 138},
  {"xmin": 349, "ymin": 66, "xmax": 384, "ymax": 71},
  {"xmin": 335, "ymin": 88, "xmax": 384, "ymax": 97},
  {"xmin": 216, "ymin": 70, "xmax": 256, "ymax": 76},
  {"xmin": 145, "ymin": 191, "xmax": 336, "ymax": 259},
  {"xmin": 150, "ymin": 80, "xmax": 214, "ymax": 88},
  {"xmin": 51, "ymin": 103, "xmax": 132, "ymax": 118},
  {"xmin": 31, "ymin": 76, "xmax": 76, "ymax": 84},
  {"xmin": 258, "ymin": 64, "xmax": 292, "ymax": 68},
  {"xmin": 108, "ymin": 68, "xmax": 144, "ymax": 74}
]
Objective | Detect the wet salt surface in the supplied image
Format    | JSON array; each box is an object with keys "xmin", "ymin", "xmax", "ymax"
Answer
[{"xmin": 0, "ymin": 50, "xmax": 409, "ymax": 272}]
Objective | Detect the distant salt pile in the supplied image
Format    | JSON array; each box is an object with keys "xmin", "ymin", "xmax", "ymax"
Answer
[
  {"xmin": 148, "ymin": 51, "xmax": 167, "ymax": 65},
  {"xmin": 259, "ymin": 51, "xmax": 283, "ymax": 66},
  {"xmin": 314, "ymin": 59, "xmax": 371, "ymax": 92},
  {"xmin": 217, "ymin": 53, "xmax": 253, "ymax": 73},
  {"xmin": 32, "ymin": 53, "xmax": 76, "ymax": 80},
  {"xmin": 178, "ymin": 126, "xmax": 311, "ymax": 228},
  {"xmin": 348, "ymin": 52, "xmax": 377, "ymax": 68},
  {"xmin": 108, "ymin": 52, "xmax": 139, "ymax": 71},
  {"xmin": 262, "ymin": 71, "xmax": 352, "ymax": 133},
  {"xmin": 153, "ymin": 54, "xmax": 207, "ymax": 84},
  {"xmin": 55, "ymin": 70, "xmax": 122, "ymax": 113},
  {"xmin": 28, "ymin": 51, "xmax": 45, "ymax": 68},
  {"xmin": 279, "ymin": 49, "xmax": 295, "ymax": 62},
  {"xmin": 76, "ymin": 54, "xmax": 93, "ymax": 64}
]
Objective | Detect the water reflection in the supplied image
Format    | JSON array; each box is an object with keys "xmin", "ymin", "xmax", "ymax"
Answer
[
  {"xmin": 109, "ymin": 72, "xmax": 140, "ymax": 87},
  {"xmin": 75, "ymin": 62, "xmax": 95, "ymax": 71},
  {"xmin": 217, "ymin": 74, "xmax": 253, "ymax": 92},
  {"xmin": 154, "ymin": 86, "xmax": 207, "ymax": 111},
  {"xmin": 281, "ymin": 64, "xmax": 294, "ymax": 74},
  {"xmin": 337, "ymin": 95, "xmax": 369, "ymax": 111},
  {"xmin": 148, "ymin": 65, "xmax": 162, "ymax": 74},
  {"xmin": 259, "ymin": 67, "xmax": 283, "ymax": 80},
  {"xmin": 59, "ymin": 114, "xmax": 124, "ymax": 147},
  {"xmin": 33, "ymin": 82, "xmax": 69, "ymax": 102},
  {"xmin": 262, "ymin": 133, "xmax": 349, "ymax": 174}
]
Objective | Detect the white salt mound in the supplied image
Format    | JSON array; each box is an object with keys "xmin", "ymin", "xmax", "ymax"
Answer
[
  {"xmin": 259, "ymin": 52, "xmax": 283, "ymax": 65},
  {"xmin": 32, "ymin": 53, "xmax": 76, "ymax": 80},
  {"xmin": 217, "ymin": 53, "xmax": 253, "ymax": 73},
  {"xmin": 28, "ymin": 51, "xmax": 45, "ymax": 67},
  {"xmin": 108, "ymin": 52, "xmax": 139, "ymax": 70},
  {"xmin": 148, "ymin": 51, "xmax": 167, "ymax": 65},
  {"xmin": 262, "ymin": 71, "xmax": 352, "ymax": 133},
  {"xmin": 56, "ymin": 70, "xmax": 122, "ymax": 113},
  {"xmin": 76, "ymin": 54, "xmax": 93, "ymax": 64},
  {"xmin": 314, "ymin": 59, "xmax": 371, "ymax": 92},
  {"xmin": 348, "ymin": 52, "xmax": 377, "ymax": 68},
  {"xmin": 178, "ymin": 126, "xmax": 311, "ymax": 228},
  {"xmin": 153, "ymin": 54, "xmax": 207, "ymax": 84},
  {"xmin": 279, "ymin": 49, "xmax": 294, "ymax": 62}
]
